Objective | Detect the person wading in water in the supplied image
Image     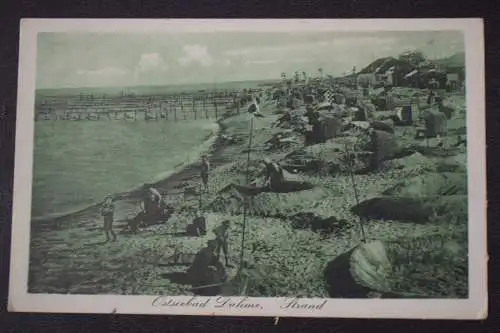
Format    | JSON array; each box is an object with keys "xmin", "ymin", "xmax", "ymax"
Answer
[
  {"xmin": 200, "ymin": 154, "xmax": 210, "ymax": 192},
  {"xmin": 100, "ymin": 194, "xmax": 117, "ymax": 242},
  {"xmin": 213, "ymin": 220, "xmax": 231, "ymax": 267}
]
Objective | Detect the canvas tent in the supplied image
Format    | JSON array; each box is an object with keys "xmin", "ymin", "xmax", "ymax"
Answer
[
  {"xmin": 423, "ymin": 111, "xmax": 447, "ymax": 138},
  {"xmin": 394, "ymin": 104, "xmax": 416, "ymax": 125}
]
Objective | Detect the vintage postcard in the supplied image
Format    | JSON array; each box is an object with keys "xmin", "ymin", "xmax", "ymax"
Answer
[{"xmin": 9, "ymin": 19, "xmax": 487, "ymax": 319}]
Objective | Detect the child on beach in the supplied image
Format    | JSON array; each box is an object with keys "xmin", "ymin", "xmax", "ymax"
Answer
[
  {"xmin": 213, "ymin": 220, "xmax": 231, "ymax": 267},
  {"xmin": 193, "ymin": 210, "xmax": 207, "ymax": 236},
  {"xmin": 100, "ymin": 194, "xmax": 117, "ymax": 242},
  {"xmin": 200, "ymin": 154, "xmax": 210, "ymax": 192}
]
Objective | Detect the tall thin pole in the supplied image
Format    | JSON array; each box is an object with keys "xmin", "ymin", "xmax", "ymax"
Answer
[
  {"xmin": 239, "ymin": 115, "xmax": 254, "ymax": 275},
  {"xmin": 344, "ymin": 142, "xmax": 367, "ymax": 243},
  {"xmin": 199, "ymin": 182, "xmax": 203, "ymax": 210}
]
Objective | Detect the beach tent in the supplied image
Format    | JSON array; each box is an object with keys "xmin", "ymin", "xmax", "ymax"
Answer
[
  {"xmin": 394, "ymin": 104, "xmax": 414, "ymax": 125},
  {"xmin": 316, "ymin": 101, "xmax": 332, "ymax": 112},
  {"xmin": 352, "ymin": 106, "xmax": 369, "ymax": 122},
  {"xmin": 369, "ymin": 130, "xmax": 399, "ymax": 170},
  {"xmin": 334, "ymin": 93, "xmax": 346, "ymax": 105},
  {"xmin": 303, "ymin": 94, "xmax": 315, "ymax": 105},
  {"xmin": 370, "ymin": 119, "xmax": 395, "ymax": 134},
  {"xmin": 423, "ymin": 111, "xmax": 448, "ymax": 138},
  {"xmin": 323, "ymin": 89, "xmax": 336, "ymax": 104},
  {"xmin": 317, "ymin": 116, "xmax": 343, "ymax": 141},
  {"xmin": 351, "ymin": 121, "xmax": 371, "ymax": 130},
  {"xmin": 404, "ymin": 69, "xmax": 418, "ymax": 79}
]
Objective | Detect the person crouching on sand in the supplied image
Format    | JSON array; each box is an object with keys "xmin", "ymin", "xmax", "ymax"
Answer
[
  {"xmin": 127, "ymin": 186, "xmax": 163, "ymax": 233},
  {"xmin": 140, "ymin": 187, "xmax": 162, "ymax": 226},
  {"xmin": 186, "ymin": 239, "xmax": 227, "ymax": 286},
  {"xmin": 100, "ymin": 194, "xmax": 117, "ymax": 242},
  {"xmin": 260, "ymin": 157, "xmax": 285, "ymax": 193},
  {"xmin": 200, "ymin": 154, "xmax": 210, "ymax": 192}
]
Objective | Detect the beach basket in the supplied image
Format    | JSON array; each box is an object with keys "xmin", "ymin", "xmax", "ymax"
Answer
[
  {"xmin": 395, "ymin": 104, "xmax": 415, "ymax": 125},
  {"xmin": 424, "ymin": 111, "xmax": 448, "ymax": 138}
]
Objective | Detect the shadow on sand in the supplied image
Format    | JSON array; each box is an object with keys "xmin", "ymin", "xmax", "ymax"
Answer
[
  {"xmin": 157, "ymin": 262, "xmax": 191, "ymax": 268},
  {"xmin": 79, "ymin": 240, "xmax": 111, "ymax": 248},
  {"xmin": 162, "ymin": 232, "xmax": 188, "ymax": 237},
  {"xmin": 161, "ymin": 272, "xmax": 192, "ymax": 285}
]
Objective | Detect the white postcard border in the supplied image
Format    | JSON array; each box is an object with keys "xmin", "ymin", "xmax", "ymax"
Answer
[{"xmin": 9, "ymin": 18, "xmax": 487, "ymax": 319}]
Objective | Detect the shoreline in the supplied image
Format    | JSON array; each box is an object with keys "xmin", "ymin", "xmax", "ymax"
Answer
[
  {"xmin": 27, "ymin": 92, "xmax": 469, "ymax": 298},
  {"xmin": 31, "ymin": 116, "xmax": 226, "ymax": 226}
]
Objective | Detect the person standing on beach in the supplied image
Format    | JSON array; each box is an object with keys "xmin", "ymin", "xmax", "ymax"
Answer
[
  {"xmin": 100, "ymin": 194, "xmax": 117, "ymax": 242},
  {"xmin": 141, "ymin": 187, "xmax": 162, "ymax": 224},
  {"xmin": 213, "ymin": 220, "xmax": 231, "ymax": 267},
  {"xmin": 200, "ymin": 154, "xmax": 210, "ymax": 192},
  {"xmin": 247, "ymin": 95, "xmax": 264, "ymax": 118},
  {"xmin": 193, "ymin": 210, "xmax": 207, "ymax": 236}
]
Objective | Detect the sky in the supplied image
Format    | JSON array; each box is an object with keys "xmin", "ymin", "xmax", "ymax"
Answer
[{"xmin": 36, "ymin": 30, "xmax": 464, "ymax": 89}]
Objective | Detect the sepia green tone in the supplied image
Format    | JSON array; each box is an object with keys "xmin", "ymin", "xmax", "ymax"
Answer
[{"xmin": 28, "ymin": 31, "xmax": 467, "ymax": 298}]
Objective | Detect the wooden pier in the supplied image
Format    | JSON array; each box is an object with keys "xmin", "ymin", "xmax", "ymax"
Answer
[{"xmin": 35, "ymin": 88, "xmax": 260, "ymax": 122}]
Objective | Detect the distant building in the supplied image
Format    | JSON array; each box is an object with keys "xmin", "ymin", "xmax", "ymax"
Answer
[{"xmin": 357, "ymin": 69, "xmax": 393, "ymax": 88}]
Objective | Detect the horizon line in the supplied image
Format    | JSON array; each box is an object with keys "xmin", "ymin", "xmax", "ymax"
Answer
[{"xmin": 35, "ymin": 77, "xmax": 284, "ymax": 92}]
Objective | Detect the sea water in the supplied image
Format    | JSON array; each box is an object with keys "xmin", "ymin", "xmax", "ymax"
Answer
[{"xmin": 31, "ymin": 119, "xmax": 218, "ymax": 219}]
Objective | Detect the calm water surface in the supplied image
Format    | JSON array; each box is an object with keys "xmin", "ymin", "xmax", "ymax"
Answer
[{"xmin": 32, "ymin": 119, "xmax": 216, "ymax": 218}]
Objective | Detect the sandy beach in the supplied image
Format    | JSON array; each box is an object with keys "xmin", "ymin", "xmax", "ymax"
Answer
[{"xmin": 28, "ymin": 93, "xmax": 468, "ymax": 298}]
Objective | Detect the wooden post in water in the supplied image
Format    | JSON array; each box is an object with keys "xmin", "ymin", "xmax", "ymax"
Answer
[
  {"xmin": 193, "ymin": 98, "xmax": 197, "ymax": 120},
  {"xmin": 214, "ymin": 97, "xmax": 218, "ymax": 119},
  {"xmin": 182, "ymin": 98, "xmax": 186, "ymax": 120},
  {"xmin": 204, "ymin": 95, "xmax": 208, "ymax": 119},
  {"xmin": 174, "ymin": 98, "xmax": 178, "ymax": 121}
]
